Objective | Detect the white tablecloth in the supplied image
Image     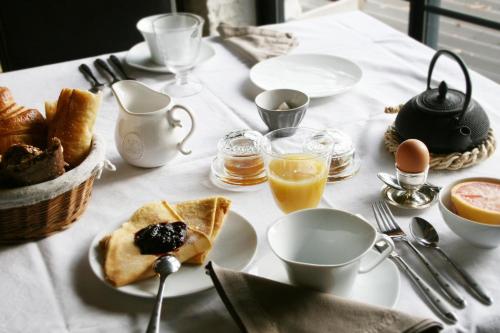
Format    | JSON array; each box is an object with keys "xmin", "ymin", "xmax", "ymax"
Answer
[{"xmin": 1, "ymin": 11, "xmax": 499, "ymax": 333}]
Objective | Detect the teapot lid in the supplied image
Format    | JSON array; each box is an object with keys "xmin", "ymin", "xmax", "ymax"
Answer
[{"xmin": 416, "ymin": 81, "xmax": 465, "ymax": 114}]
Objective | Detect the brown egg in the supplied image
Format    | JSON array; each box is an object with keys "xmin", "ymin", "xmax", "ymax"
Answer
[{"xmin": 396, "ymin": 139, "xmax": 430, "ymax": 173}]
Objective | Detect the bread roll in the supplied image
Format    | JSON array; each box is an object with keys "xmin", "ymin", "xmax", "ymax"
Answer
[
  {"xmin": 48, "ymin": 89, "xmax": 101, "ymax": 167},
  {"xmin": 0, "ymin": 137, "xmax": 66, "ymax": 187},
  {"xmin": 0, "ymin": 87, "xmax": 47, "ymax": 155}
]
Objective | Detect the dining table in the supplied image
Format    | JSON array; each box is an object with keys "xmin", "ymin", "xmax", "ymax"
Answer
[{"xmin": 1, "ymin": 10, "xmax": 499, "ymax": 333}]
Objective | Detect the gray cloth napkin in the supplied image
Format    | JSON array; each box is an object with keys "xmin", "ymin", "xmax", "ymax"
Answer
[
  {"xmin": 206, "ymin": 262, "xmax": 443, "ymax": 333},
  {"xmin": 217, "ymin": 22, "xmax": 299, "ymax": 65}
]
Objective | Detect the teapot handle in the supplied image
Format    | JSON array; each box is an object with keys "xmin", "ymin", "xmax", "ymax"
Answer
[
  {"xmin": 426, "ymin": 49, "xmax": 472, "ymax": 123},
  {"xmin": 166, "ymin": 104, "xmax": 196, "ymax": 155}
]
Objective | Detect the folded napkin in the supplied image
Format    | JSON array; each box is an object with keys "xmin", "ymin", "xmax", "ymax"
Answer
[
  {"xmin": 217, "ymin": 23, "xmax": 299, "ymax": 65},
  {"xmin": 206, "ymin": 262, "xmax": 443, "ymax": 333}
]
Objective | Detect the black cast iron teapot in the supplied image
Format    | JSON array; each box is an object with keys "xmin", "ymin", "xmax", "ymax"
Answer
[{"xmin": 395, "ymin": 49, "xmax": 490, "ymax": 153}]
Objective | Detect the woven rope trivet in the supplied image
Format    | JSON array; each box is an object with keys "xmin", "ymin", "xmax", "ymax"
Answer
[{"xmin": 384, "ymin": 105, "xmax": 496, "ymax": 171}]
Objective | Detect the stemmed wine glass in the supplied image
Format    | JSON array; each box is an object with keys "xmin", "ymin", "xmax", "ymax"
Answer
[{"xmin": 153, "ymin": 13, "xmax": 204, "ymax": 97}]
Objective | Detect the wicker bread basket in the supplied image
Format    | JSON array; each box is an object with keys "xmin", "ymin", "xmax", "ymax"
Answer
[{"xmin": 0, "ymin": 135, "xmax": 108, "ymax": 243}]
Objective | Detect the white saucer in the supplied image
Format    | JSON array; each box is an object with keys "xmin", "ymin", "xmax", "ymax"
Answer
[
  {"xmin": 249, "ymin": 250, "xmax": 400, "ymax": 308},
  {"xmin": 125, "ymin": 41, "xmax": 215, "ymax": 73},
  {"xmin": 88, "ymin": 210, "xmax": 257, "ymax": 298},
  {"xmin": 250, "ymin": 54, "xmax": 362, "ymax": 98}
]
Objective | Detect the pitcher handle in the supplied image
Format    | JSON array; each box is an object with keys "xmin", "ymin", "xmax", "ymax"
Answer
[
  {"xmin": 358, "ymin": 234, "xmax": 394, "ymax": 274},
  {"xmin": 167, "ymin": 104, "xmax": 196, "ymax": 155}
]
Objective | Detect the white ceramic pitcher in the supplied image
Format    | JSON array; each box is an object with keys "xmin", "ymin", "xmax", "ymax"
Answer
[{"xmin": 111, "ymin": 80, "xmax": 195, "ymax": 168}]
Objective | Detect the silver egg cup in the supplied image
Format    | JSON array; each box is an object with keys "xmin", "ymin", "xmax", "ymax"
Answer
[{"xmin": 382, "ymin": 166, "xmax": 438, "ymax": 209}]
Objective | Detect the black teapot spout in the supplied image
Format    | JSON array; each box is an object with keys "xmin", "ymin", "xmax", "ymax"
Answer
[{"xmin": 454, "ymin": 125, "xmax": 473, "ymax": 150}]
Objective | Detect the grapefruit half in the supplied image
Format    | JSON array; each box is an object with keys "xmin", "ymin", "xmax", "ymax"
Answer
[{"xmin": 451, "ymin": 181, "xmax": 500, "ymax": 225}]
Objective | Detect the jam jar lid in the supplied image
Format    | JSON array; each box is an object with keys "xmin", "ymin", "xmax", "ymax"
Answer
[
  {"xmin": 217, "ymin": 129, "xmax": 263, "ymax": 157},
  {"xmin": 326, "ymin": 129, "xmax": 354, "ymax": 157}
]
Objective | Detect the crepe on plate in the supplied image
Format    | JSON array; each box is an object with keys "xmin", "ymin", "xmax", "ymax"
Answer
[{"xmin": 101, "ymin": 197, "xmax": 231, "ymax": 287}]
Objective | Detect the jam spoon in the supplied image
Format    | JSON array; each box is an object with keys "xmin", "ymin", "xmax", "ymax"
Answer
[
  {"xmin": 410, "ymin": 217, "xmax": 492, "ymax": 305},
  {"xmin": 146, "ymin": 255, "xmax": 181, "ymax": 333}
]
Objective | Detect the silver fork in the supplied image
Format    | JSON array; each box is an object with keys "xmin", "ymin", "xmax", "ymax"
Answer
[
  {"xmin": 374, "ymin": 241, "xmax": 458, "ymax": 324},
  {"xmin": 372, "ymin": 201, "xmax": 466, "ymax": 308}
]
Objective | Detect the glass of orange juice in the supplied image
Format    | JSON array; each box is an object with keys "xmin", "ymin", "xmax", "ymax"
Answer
[{"xmin": 262, "ymin": 128, "xmax": 334, "ymax": 213}]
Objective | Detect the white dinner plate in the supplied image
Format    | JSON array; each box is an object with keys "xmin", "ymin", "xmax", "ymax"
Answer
[
  {"xmin": 249, "ymin": 250, "xmax": 400, "ymax": 308},
  {"xmin": 250, "ymin": 54, "xmax": 362, "ymax": 98},
  {"xmin": 88, "ymin": 210, "xmax": 257, "ymax": 298},
  {"xmin": 125, "ymin": 41, "xmax": 215, "ymax": 73}
]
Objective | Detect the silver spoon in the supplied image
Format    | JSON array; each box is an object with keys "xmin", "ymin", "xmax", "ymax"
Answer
[
  {"xmin": 377, "ymin": 172, "xmax": 404, "ymax": 190},
  {"xmin": 410, "ymin": 217, "xmax": 492, "ymax": 305},
  {"xmin": 377, "ymin": 172, "xmax": 442, "ymax": 192},
  {"xmin": 146, "ymin": 255, "xmax": 181, "ymax": 333}
]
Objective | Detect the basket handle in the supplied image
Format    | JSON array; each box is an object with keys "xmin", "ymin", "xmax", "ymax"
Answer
[{"xmin": 94, "ymin": 160, "xmax": 116, "ymax": 179}]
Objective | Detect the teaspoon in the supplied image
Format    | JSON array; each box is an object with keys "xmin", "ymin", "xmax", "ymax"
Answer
[
  {"xmin": 377, "ymin": 172, "xmax": 442, "ymax": 192},
  {"xmin": 410, "ymin": 217, "xmax": 492, "ymax": 305},
  {"xmin": 146, "ymin": 255, "xmax": 181, "ymax": 333},
  {"xmin": 377, "ymin": 172, "xmax": 404, "ymax": 190}
]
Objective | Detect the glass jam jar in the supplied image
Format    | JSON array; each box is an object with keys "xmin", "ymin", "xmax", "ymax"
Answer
[
  {"xmin": 211, "ymin": 130, "xmax": 267, "ymax": 190},
  {"xmin": 326, "ymin": 129, "xmax": 360, "ymax": 182}
]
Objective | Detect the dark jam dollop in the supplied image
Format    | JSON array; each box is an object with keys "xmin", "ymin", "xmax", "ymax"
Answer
[{"xmin": 134, "ymin": 222, "xmax": 187, "ymax": 255}]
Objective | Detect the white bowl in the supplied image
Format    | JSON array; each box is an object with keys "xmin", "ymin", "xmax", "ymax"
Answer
[{"xmin": 438, "ymin": 177, "xmax": 500, "ymax": 249}]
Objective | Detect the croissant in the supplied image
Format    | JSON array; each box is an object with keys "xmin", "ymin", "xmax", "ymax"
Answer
[
  {"xmin": 0, "ymin": 87, "xmax": 47, "ymax": 155},
  {"xmin": 0, "ymin": 87, "xmax": 14, "ymax": 110},
  {"xmin": 48, "ymin": 88, "xmax": 101, "ymax": 168}
]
